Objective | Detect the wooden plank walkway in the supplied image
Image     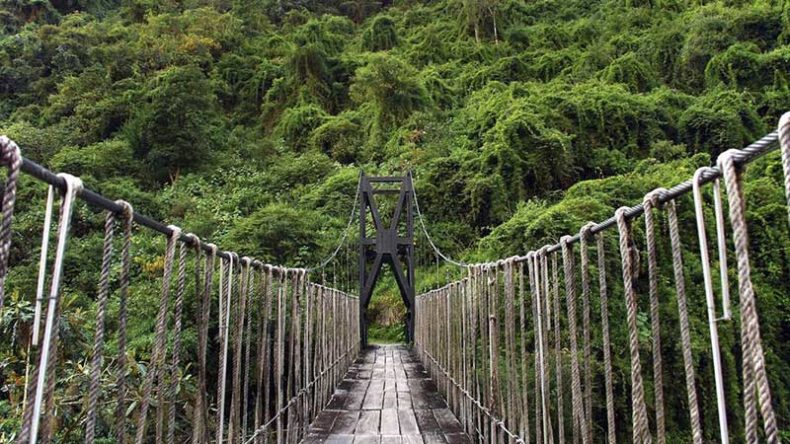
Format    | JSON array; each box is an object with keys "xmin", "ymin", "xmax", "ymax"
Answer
[{"xmin": 303, "ymin": 345, "xmax": 472, "ymax": 444}]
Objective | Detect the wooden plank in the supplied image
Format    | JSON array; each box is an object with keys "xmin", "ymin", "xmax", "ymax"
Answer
[
  {"xmin": 356, "ymin": 410, "xmax": 381, "ymax": 435},
  {"xmin": 398, "ymin": 410, "xmax": 420, "ymax": 435},
  {"xmin": 305, "ymin": 345, "xmax": 472, "ymax": 444},
  {"xmin": 311, "ymin": 410, "xmax": 340, "ymax": 433},
  {"xmin": 332, "ymin": 411, "xmax": 360, "ymax": 434},
  {"xmin": 433, "ymin": 409, "xmax": 463, "ymax": 433},
  {"xmin": 362, "ymin": 391, "xmax": 384, "ymax": 410},
  {"xmin": 380, "ymin": 409, "xmax": 400, "ymax": 435},
  {"xmin": 422, "ymin": 434, "xmax": 448, "ymax": 444},
  {"xmin": 414, "ymin": 410, "xmax": 441, "ymax": 434},
  {"xmin": 383, "ymin": 391, "xmax": 398, "ymax": 409}
]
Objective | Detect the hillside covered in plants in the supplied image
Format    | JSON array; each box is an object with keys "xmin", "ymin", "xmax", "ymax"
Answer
[{"xmin": 1, "ymin": 0, "xmax": 789, "ymax": 440}]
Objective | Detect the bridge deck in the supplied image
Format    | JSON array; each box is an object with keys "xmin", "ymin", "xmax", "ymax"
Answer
[{"xmin": 303, "ymin": 345, "xmax": 472, "ymax": 444}]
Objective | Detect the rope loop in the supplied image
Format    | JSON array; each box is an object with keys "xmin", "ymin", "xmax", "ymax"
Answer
[
  {"xmin": 115, "ymin": 200, "xmax": 134, "ymax": 220},
  {"xmin": 185, "ymin": 233, "xmax": 201, "ymax": 251},
  {"xmin": 643, "ymin": 188, "xmax": 664, "ymax": 209},
  {"xmin": 0, "ymin": 137, "xmax": 22, "ymax": 310},
  {"xmin": 580, "ymin": 222, "xmax": 596, "ymax": 241}
]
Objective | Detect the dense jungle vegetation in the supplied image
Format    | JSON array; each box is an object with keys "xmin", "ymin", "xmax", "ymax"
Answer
[{"xmin": 1, "ymin": 0, "xmax": 789, "ymax": 441}]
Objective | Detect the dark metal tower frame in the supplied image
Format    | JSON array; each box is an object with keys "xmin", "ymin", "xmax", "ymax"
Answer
[{"xmin": 358, "ymin": 172, "xmax": 415, "ymax": 347}]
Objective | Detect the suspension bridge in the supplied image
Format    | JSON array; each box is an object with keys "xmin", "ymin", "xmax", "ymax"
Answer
[{"xmin": 0, "ymin": 112, "xmax": 788, "ymax": 444}]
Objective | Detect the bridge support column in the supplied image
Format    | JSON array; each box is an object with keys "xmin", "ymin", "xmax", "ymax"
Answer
[{"xmin": 359, "ymin": 172, "xmax": 415, "ymax": 347}]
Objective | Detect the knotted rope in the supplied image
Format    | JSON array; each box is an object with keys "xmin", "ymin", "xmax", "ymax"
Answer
[
  {"xmin": 18, "ymin": 173, "xmax": 82, "ymax": 444},
  {"xmin": 614, "ymin": 208, "xmax": 652, "ymax": 444},
  {"xmin": 560, "ymin": 236, "xmax": 589, "ymax": 444},
  {"xmin": 116, "ymin": 201, "xmax": 133, "ymax": 444},
  {"xmin": 85, "ymin": 208, "xmax": 116, "ymax": 444},
  {"xmin": 664, "ymin": 196, "xmax": 703, "ymax": 444},
  {"xmin": 779, "ymin": 112, "xmax": 790, "ymax": 227},
  {"xmin": 717, "ymin": 150, "xmax": 779, "ymax": 443},
  {"xmin": 135, "ymin": 225, "xmax": 180, "ymax": 444},
  {"xmin": 643, "ymin": 191, "xmax": 666, "ymax": 444},
  {"xmin": 0, "ymin": 136, "xmax": 21, "ymax": 310}
]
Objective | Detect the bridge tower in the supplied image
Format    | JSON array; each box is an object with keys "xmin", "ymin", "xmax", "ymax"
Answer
[{"xmin": 358, "ymin": 172, "xmax": 415, "ymax": 347}]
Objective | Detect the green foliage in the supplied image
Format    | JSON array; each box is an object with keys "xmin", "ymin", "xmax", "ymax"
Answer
[
  {"xmin": 125, "ymin": 65, "xmax": 220, "ymax": 183},
  {"xmin": 1, "ymin": 0, "xmax": 790, "ymax": 439},
  {"xmin": 361, "ymin": 15, "xmax": 397, "ymax": 51},
  {"xmin": 350, "ymin": 52, "xmax": 431, "ymax": 128},
  {"xmin": 228, "ymin": 203, "xmax": 324, "ymax": 264}
]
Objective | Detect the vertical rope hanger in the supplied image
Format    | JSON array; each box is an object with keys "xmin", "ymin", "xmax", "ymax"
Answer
[
  {"xmin": 517, "ymin": 260, "xmax": 531, "ymax": 444},
  {"xmin": 551, "ymin": 252, "xmax": 563, "ymax": 444},
  {"xmin": 194, "ymin": 241, "xmax": 215, "ymax": 444},
  {"xmin": 559, "ymin": 236, "xmax": 589, "ymax": 444},
  {"xmin": 662, "ymin": 194, "xmax": 703, "ymax": 444},
  {"xmin": 230, "ymin": 257, "xmax": 252, "ymax": 444},
  {"xmin": 643, "ymin": 191, "xmax": 666, "ymax": 444},
  {"xmin": 594, "ymin": 231, "xmax": 616, "ymax": 444},
  {"xmin": 692, "ymin": 167, "xmax": 730, "ymax": 443},
  {"xmin": 85, "ymin": 208, "xmax": 117, "ymax": 444},
  {"xmin": 217, "ymin": 252, "xmax": 236, "ymax": 444},
  {"xmin": 242, "ymin": 263, "xmax": 257, "ymax": 444},
  {"xmin": 0, "ymin": 136, "xmax": 21, "ymax": 311},
  {"xmin": 135, "ymin": 225, "xmax": 180, "ymax": 444},
  {"xmin": 614, "ymin": 208, "xmax": 652, "ymax": 444},
  {"xmin": 577, "ymin": 226, "xmax": 594, "ymax": 444},
  {"xmin": 17, "ymin": 173, "xmax": 82, "ymax": 444},
  {"xmin": 539, "ymin": 247, "xmax": 554, "ymax": 444},
  {"xmin": 116, "ymin": 201, "xmax": 134, "ymax": 444},
  {"xmin": 779, "ymin": 113, "xmax": 790, "ymax": 227},
  {"xmin": 167, "ymin": 237, "xmax": 189, "ymax": 444},
  {"xmin": 717, "ymin": 150, "xmax": 779, "ymax": 443}
]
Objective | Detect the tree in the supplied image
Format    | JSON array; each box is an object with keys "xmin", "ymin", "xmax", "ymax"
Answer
[
  {"xmin": 349, "ymin": 53, "xmax": 430, "ymax": 127},
  {"xmin": 125, "ymin": 65, "xmax": 220, "ymax": 184}
]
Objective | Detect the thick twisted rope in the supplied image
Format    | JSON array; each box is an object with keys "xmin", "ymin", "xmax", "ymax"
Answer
[
  {"xmin": 17, "ymin": 173, "xmax": 82, "ymax": 444},
  {"xmin": 643, "ymin": 192, "xmax": 666, "ymax": 444},
  {"xmin": 664, "ymin": 197, "xmax": 703, "ymax": 444},
  {"xmin": 551, "ymin": 252, "xmax": 563, "ymax": 444},
  {"xmin": 595, "ymin": 232, "xmax": 615, "ymax": 444},
  {"xmin": 85, "ymin": 209, "xmax": 116, "ymax": 444},
  {"xmin": 560, "ymin": 236, "xmax": 589, "ymax": 444},
  {"xmin": 135, "ymin": 225, "xmax": 181, "ymax": 444},
  {"xmin": 0, "ymin": 136, "xmax": 21, "ymax": 311},
  {"xmin": 194, "ymin": 240, "xmax": 213, "ymax": 444},
  {"xmin": 578, "ymin": 225, "xmax": 594, "ymax": 444},
  {"xmin": 167, "ymin": 239, "xmax": 188, "ymax": 444},
  {"xmin": 779, "ymin": 112, "xmax": 790, "ymax": 227},
  {"xmin": 242, "ymin": 264, "xmax": 256, "ymax": 443},
  {"xmin": 717, "ymin": 151, "xmax": 779, "ymax": 443},
  {"xmin": 518, "ymin": 261, "xmax": 531, "ymax": 444},
  {"xmin": 614, "ymin": 208, "xmax": 652, "ymax": 444},
  {"xmin": 229, "ymin": 257, "xmax": 252, "ymax": 444},
  {"xmin": 116, "ymin": 201, "xmax": 133, "ymax": 444}
]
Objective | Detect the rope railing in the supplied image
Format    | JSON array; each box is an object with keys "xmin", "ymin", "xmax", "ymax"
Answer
[
  {"xmin": 0, "ymin": 137, "xmax": 360, "ymax": 444},
  {"xmin": 415, "ymin": 114, "xmax": 790, "ymax": 444}
]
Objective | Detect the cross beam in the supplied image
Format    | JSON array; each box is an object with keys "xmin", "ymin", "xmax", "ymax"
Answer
[{"xmin": 358, "ymin": 172, "xmax": 415, "ymax": 346}]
